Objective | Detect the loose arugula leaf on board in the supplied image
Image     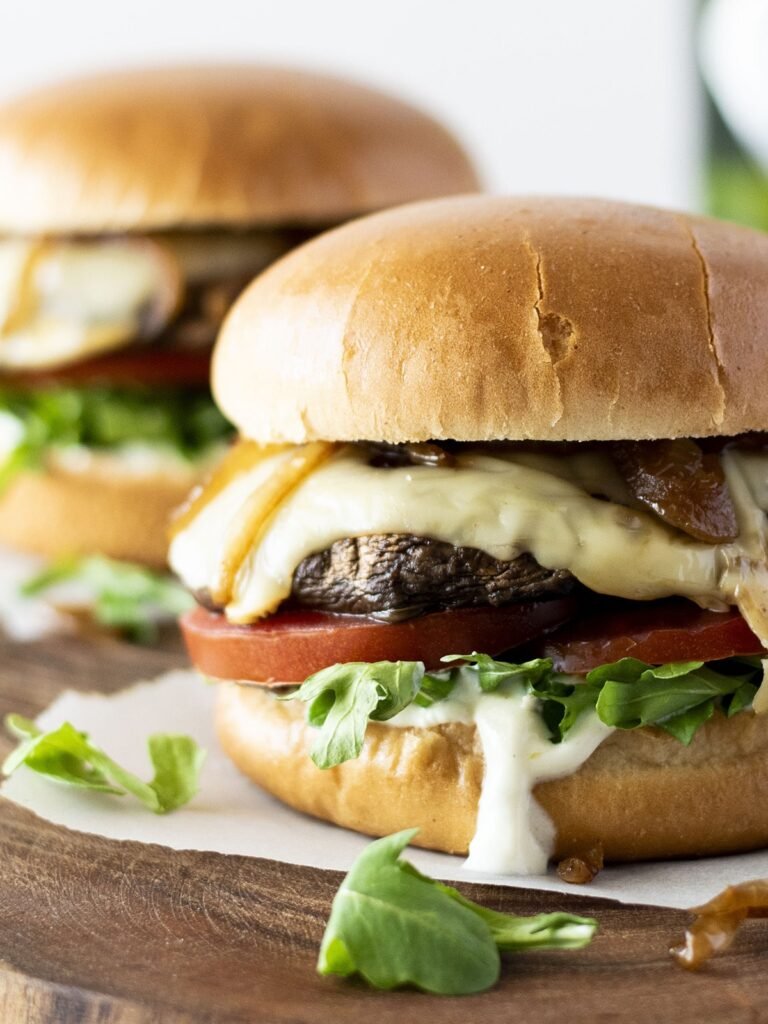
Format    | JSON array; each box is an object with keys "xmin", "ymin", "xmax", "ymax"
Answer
[
  {"xmin": 318, "ymin": 829, "xmax": 598, "ymax": 994},
  {"xmin": 440, "ymin": 886, "xmax": 597, "ymax": 950},
  {"xmin": 3, "ymin": 714, "xmax": 205, "ymax": 813},
  {"xmin": 21, "ymin": 555, "xmax": 194, "ymax": 643},
  {"xmin": 318, "ymin": 829, "xmax": 499, "ymax": 994}
]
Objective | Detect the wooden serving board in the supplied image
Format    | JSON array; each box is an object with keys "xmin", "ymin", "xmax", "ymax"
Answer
[{"xmin": 1, "ymin": 632, "xmax": 767, "ymax": 1023}]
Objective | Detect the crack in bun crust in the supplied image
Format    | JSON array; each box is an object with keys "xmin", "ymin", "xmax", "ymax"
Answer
[{"xmin": 214, "ymin": 196, "xmax": 768, "ymax": 445}]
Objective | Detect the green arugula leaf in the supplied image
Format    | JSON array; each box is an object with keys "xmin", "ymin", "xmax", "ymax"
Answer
[
  {"xmin": 3, "ymin": 715, "xmax": 123, "ymax": 791},
  {"xmin": 287, "ymin": 661, "xmax": 423, "ymax": 768},
  {"xmin": 528, "ymin": 674, "xmax": 601, "ymax": 742},
  {"xmin": 586, "ymin": 658, "xmax": 702, "ymax": 687},
  {"xmin": 592, "ymin": 659, "xmax": 755, "ymax": 731},
  {"xmin": 290, "ymin": 650, "xmax": 763, "ymax": 769},
  {"xmin": 318, "ymin": 829, "xmax": 597, "ymax": 994},
  {"xmin": 440, "ymin": 653, "xmax": 553, "ymax": 692},
  {"xmin": 726, "ymin": 681, "xmax": 760, "ymax": 717},
  {"xmin": 3, "ymin": 714, "xmax": 205, "ymax": 813},
  {"xmin": 657, "ymin": 700, "xmax": 715, "ymax": 745},
  {"xmin": 438, "ymin": 886, "xmax": 597, "ymax": 950},
  {"xmin": 413, "ymin": 671, "xmax": 456, "ymax": 708},
  {"xmin": 22, "ymin": 555, "xmax": 194, "ymax": 643}
]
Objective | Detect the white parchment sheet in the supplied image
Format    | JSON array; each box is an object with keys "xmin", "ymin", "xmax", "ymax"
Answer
[{"xmin": 3, "ymin": 669, "xmax": 767, "ymax": 909}]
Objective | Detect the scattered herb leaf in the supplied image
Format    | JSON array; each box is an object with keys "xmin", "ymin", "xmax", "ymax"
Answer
[
  {"xmin": 318, "ymin": 829, "xmax": 597, "ymax": 994},
  {"xmin": 3, "ymin": 713, "xmax": 204, "ymax": 813},
  {"xmin": 22, "ymin": 555, "xmax": 194, "ymax": 643}
]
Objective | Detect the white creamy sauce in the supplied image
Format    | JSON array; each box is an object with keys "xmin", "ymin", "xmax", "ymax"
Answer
[
  {"xmin": 392, "ymin": 668, "xmax": 480, "ymax": 726},
  {"xmin": 170, "ymin": 445, "xmax": 768, "ymax": 643},
  {"xmin": 755, "ymin": 659, "xmax": 768, "ymax": 716},
  {"xmin": 467, "ymin": 696, "xmax": 612, "ymax": 873},
  {"xmin": 386, "ymin": 673, "xmax": 613, "ymax": 875}
]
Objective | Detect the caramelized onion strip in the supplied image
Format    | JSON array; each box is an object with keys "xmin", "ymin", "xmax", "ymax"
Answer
[
  {"xmin": 671, "ymin": 879, "xmax": 768, "ymax": 969},
  {"xmin": 212, "ymin": 441, "xmax": 338, "ymax": 605},
  {"xmin": 169, "ymin": 440, "xmax": 289, "ymax": 541}
]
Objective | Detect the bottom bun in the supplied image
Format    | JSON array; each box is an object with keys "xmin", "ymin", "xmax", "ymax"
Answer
[
  {"xmin": 0, "ymin": 463, "xmax": 192, "ymax": 567},
  {"xmin": 216, "ymin": 682, "xmax": 768, "ymax": 862}
]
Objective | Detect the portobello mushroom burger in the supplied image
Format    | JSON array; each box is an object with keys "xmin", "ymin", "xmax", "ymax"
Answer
[{"xmin": 170, "ymin": 195, "xmax": 768, "ymax": 873}]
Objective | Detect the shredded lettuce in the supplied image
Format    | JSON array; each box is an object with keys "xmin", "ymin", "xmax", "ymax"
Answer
[
  {"xmin": 0, "ymin": 385, "xmax": 231, "ymax": 486},
  {"xmin": 21, "ymin": 555, "xmax": 194, "ymax": 643},
  {"xmin": 317, "ymin": 829, "xmax": 597, "ymax": 994},
  {"xmin": 288, "ymin": 652, "xmax": 763, "ymax": 769},
  {"xmin": 3, "ymin": 714, "xmax": 205, "ymax": 813}
]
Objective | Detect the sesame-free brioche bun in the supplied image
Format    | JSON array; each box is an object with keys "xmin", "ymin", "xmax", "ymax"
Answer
[
  {"xmin": 214, "ymin": 195, "xmax": 768, "ymax": 444},
  {"xmin": 217, "ymin": 683, "xmax": 768, "ymax": 862},
  {"xmin": 0, "ymin": 66, "xmax": 479, "ymax": 234},
  {"xmin": 0, "ymin": 462, "xmax": 195, "ymax": 567}
]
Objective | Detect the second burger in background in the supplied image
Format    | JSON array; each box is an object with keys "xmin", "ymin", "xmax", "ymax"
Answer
[{"xmin": 0, "ymin": 65, "xmax": 479, "ymax": 567}]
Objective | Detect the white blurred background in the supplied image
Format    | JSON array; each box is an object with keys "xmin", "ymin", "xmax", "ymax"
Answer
[{"xmin": 0, "ymin": 0, "xmax": 700, "ymax": 209}]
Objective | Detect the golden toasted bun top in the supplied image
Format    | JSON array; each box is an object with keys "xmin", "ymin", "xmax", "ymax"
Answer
[
  {"xmin": 0, "ymin": 65, "xmax": 479, "ymax": 234},
  {"xmin": 214, "ymin": 195, "xmax": 768, "ymax": 443}
]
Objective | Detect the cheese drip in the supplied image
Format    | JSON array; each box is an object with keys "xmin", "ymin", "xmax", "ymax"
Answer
[
  {"xmin": 0, "ymin": 230, "xmax": 286, "ymax": 370},
  {"xmin": 0, "ymin": 238, "xmax": 181, "ymax": 369},
  {"xmin": 169, "ymin": 445, "xmax": 768, "ymax": 644},
  {"xmin": 386, "ymin": 673, "xmax": 613, "ymax": 875}
]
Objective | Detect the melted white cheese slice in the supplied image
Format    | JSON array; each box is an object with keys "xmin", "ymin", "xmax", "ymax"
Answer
[
  {"xmin": 0, "ymin": 238, "xmax": 180, "ymax": 369},
  {"xmin": 170, "ymin": 449, "xmax": 297, "ymax": 597},
  {"xmin": 0, "ymin": 240, "xmax": 33, "ymax": 331},
  {"xmin": 0, "ymin": 229, "xmax": 292, "ymax": 371},
  {"xmin": 169, "ymin": 446, "xmax": 768, "ymax": 642}
]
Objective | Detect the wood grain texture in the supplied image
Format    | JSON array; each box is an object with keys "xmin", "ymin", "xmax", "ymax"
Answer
[{"xmin": 1, "ymin": 633, "xmax": 768, "ymax": 1023}]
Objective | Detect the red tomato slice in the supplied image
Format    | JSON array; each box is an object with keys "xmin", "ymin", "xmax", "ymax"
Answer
[
  {"xmin": 5, "ymin": 349, "xmax": 211, "ymax": 388},
  {"xmin": 181, "ymin": 599, "xmax": 580, "ymax": 684},
  {"xmin": 542, "ymin": 598, "xmax": 764, "ymax": 673}
]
